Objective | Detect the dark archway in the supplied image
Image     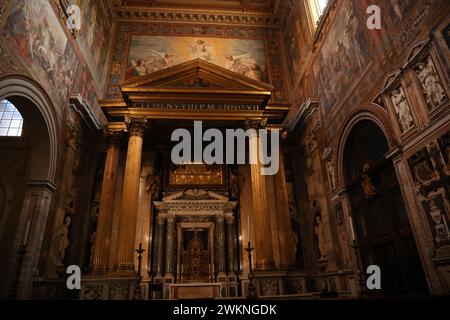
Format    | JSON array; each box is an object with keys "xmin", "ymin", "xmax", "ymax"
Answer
[
  {"xmin": 0, "ymin": 76, "xmax": 58, "ymax": 298},
  {"xmin": 344, "ymin": 120, "xmax": 428, "ymax": 295}
]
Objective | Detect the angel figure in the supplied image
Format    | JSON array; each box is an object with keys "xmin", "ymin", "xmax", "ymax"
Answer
[{"xmin": 186, "ymin": 39, "xmax": 212, "ymax": 61}]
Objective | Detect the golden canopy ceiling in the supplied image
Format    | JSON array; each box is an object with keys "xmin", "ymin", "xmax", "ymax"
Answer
[{"xmin": 110, "ymin": 0, "xmax": 287, "ymax": 26}]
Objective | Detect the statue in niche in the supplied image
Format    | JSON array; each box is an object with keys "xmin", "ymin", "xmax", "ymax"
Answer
[
  {"xmin": 390, "ymin": 87, "xmax": 414, "ymax": 132},
  {"xmin": 415, "ymin": 57, "xmax": 447, "ymax": 111},
  {"xmin": 326, "ymin": 161, "xmax": 336, "ymax": 191},
  {"xmin": 314, "ymin": 213, "xmax": 326, "ymax": 261},
  {"xmin": 361, "ymin": 163, "xmax": 376, "ymax": 199},
  {"xmin": 429, "ymin": 200, "xmax": 450, "ymax": 245},
  {"xmin": 150, "ymin": 173, "xmax": 162, "ymax": 199},
  {"xmin": 56, "ymin": 215, "xmax": 71, "ymax": 266}
]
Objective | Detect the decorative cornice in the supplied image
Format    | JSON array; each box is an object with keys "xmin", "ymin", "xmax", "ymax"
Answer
[
  {"xmin": 283, "ymin": 97, "xmax": 319, "ymax": 132},
  {"xmin": 111, "ymin": 1, "xmax": 286, "ymax": 27}
]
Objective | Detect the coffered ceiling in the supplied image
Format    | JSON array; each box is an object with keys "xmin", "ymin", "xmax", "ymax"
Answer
[{"xmin": 110, "ymin": 0, "xmax": 287, "ymax": 27}]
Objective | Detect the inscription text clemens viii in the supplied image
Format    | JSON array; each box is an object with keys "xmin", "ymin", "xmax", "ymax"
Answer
[{"xmin": 132, "ymin": 102, "xmax": 261, "ymax": 110}]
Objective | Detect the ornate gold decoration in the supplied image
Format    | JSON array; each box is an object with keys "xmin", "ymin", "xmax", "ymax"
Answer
[
  {"xmin": 124, "ymin": 116, "xmax": 147, "ymax": 136},
  {"xmin": 100, "ymin": 59, "xmax": 288, "ymax": 124},
  {"xmin": 169, "ymin": 164, "xmax": 223, "ymax": 186},
  {"xmin": 182, "ymin": 230, "xmax": 210, "ymax": 282}
]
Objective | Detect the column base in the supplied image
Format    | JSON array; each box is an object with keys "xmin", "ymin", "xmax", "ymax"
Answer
[
  {"xmin": 217, "ymin": 272, "xmax": 227, "ymax": 282},
  {"xmin": 112, "ymin": 263, "xmax": 135, "ymax": 275},
  {"xmin": 255, "ymin": 261, "xmax": 275, "ymax": 271},
  {"xmin": 91, "ymin": 265, "xmax": 109, "ymax": 275}
]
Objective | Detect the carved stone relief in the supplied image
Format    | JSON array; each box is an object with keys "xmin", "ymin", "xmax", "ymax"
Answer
[
  {"xmin": 83, "ymin": 285, "xmax": 103, "ymax": 300},
  {"xmin": 389, "ymin": 86, "xmax": 415, "ymax": 133},
  {"xmin": 414, "ymin": 56, "xmax": 448, "ymax": 112},
  {"xmin": 109, "ymin": 283, "xmax": 130, "ymax": 300}
]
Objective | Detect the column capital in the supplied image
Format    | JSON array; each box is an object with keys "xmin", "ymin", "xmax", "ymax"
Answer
[
  {"xmin": 225, "ymin": 215, "xmax": 234, "ymax": 224},
  {"xmin": 157, "ymin": 215, "xmax": 166, "ymax": 224},
  {"xmin": 244, "ymin": 118, "xmax": 267, "ymax": 130},
  {"xmin": 103, "ymin": 129, "xmax": 123, "ymax": 146},
  {"xmin": 166, "ymin": 215, "xmax": 176, "ymax": 223},
  {"xmin": 125, "ymin": 116, "xmax": 147, "ymax": 136},
  {"xmin": 216, "ymin": 215, "xmax": 225, "ymax": 223}
]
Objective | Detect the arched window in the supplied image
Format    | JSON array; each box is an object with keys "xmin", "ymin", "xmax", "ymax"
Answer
[
  {"xmin": 0, "ymin": 100, "xmax": 23, "ymax": 137},
  {"xmin": 308, "ymin": 0, "xmax": 329, "ymax": 25}
]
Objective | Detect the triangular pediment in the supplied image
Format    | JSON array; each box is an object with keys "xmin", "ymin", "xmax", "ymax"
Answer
[
  {"xmin": 119, "ymin": 59, "xmax": 272, "ymax": 91},
  {"xmin": 159, "ymin": 189, "xmax": 229, "ymax": 203}
]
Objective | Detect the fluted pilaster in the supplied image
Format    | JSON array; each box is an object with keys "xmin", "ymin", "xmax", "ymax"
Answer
[{"xmin": 274, "ymin": 150, "xmax": 296, "ymax": 269}]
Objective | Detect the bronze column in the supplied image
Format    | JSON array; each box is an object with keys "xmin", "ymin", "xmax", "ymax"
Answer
[
  {"xmin": 225, "ymin": 215, "xmax": 235, "ymax": 275},
  {"xmin": 114, "ymin": 117, "xmax": 146, "ymax": 273},
  {"xmin": 215, "ymin": 215, "xmax": 226, "ymax": 278},
  {"xmin": 248, "ymin": 123, "xmax": 275, "ymax": 270},
  {"xmin": 92, "ymin": 130, "xmax": 121, "ymax": 274},
  {"xmin": 164, "ymin": 215, "xmax": 176, "ymax": 280},
  {"xmin": 155, "ymin": 215, "xmax": 165, "ymax": 277}
]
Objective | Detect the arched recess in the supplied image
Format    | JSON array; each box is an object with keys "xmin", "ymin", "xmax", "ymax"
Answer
[
  {"xmin": 335, "ymin": 105, "xmax": 397, "ymax": 191},
  {"xmin": 0, "ymin": 75, "xmax": 59, "ymax": 299},
  {"xmin": 0, "ymin": 75, "xmax": 59, "ymax": 182},
  {"xmin": 337, "ymin": 112, "xmax": 428, "ymax": 295}
]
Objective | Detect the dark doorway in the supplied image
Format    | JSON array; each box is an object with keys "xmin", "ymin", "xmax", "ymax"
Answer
[{"xmin": 344, "ymin": 120, "xmax": 428, "ymax": 295}]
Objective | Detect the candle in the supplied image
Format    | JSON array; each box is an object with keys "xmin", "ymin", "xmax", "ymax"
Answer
[
  {"xmin": 349, "ymin": 216, "xmax": 355, "ymax": 241},
  {"xmin": 22, "ymin": 220, "xmax": 31, "ymax": 246},
  {"xmin": 139, "ymin": 224, "xmax": 143, "ymax": 245}
]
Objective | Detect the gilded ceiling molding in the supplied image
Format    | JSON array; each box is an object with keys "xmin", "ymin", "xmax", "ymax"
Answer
[
  {"xmin": 112, "ymin": 9, "xmax": 282, "ymax": 27},
  {"xmin": 111, "ymin": 0, "xmax": 287, "ymax": 27}
]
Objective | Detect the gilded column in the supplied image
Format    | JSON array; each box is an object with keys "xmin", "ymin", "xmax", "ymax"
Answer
[
  {"xmin": 164, "ymin": 215, "xmax": 176, "ymax": 279},
  {"xmin": 215, "ymin": 215, "xmax": 226, "ymax": 278},
  {"xmin": 248, "ymin": 123, "xmax": 275, "ymax": 270},
  {"xmin": 155, "ymin": 215, "xmax": 165, "ymax": 277},
  {"xmin": 274, "ymin": 149, "xmax": 296, "ymax": 269},
  {"xmin": 225, "ymin": 215, "xmax": 235, "ymax": 275},
  {"xmin": 114, "ymin": 117, "xmax": 146, "ymax": 273},
  {"xmin": 92, "ymin": 130, "xmax": 122, "ymax": 274}
]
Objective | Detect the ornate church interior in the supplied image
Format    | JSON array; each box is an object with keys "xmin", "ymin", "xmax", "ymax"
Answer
[{"xmin": 0, "ymin": 0, "xmax": 449, "ymax": 300}]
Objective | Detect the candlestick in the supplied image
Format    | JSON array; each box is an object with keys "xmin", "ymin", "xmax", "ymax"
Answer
[
  {"xmin": 134, "ymin": 242, "xmax": 146, "ymax": 300},
  {"xmin": 244, "ymin": 241, "xmax": 256, "ymax": 299}
]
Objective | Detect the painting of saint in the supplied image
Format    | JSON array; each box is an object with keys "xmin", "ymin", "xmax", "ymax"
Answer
[
  {"xmin": 78, "ymin": 0, "xmax": 111, "ymax": 89},
  {"xmin": 2, "ymin": 0, "xmax": 77, "ymax": 107},
  {"xmin": 312, "ymin": 0, "xmax": 370, "ymax": 113},
  {"xmin": 125, "ymin": 35, "xmax": 268, "ymax": 82}
]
